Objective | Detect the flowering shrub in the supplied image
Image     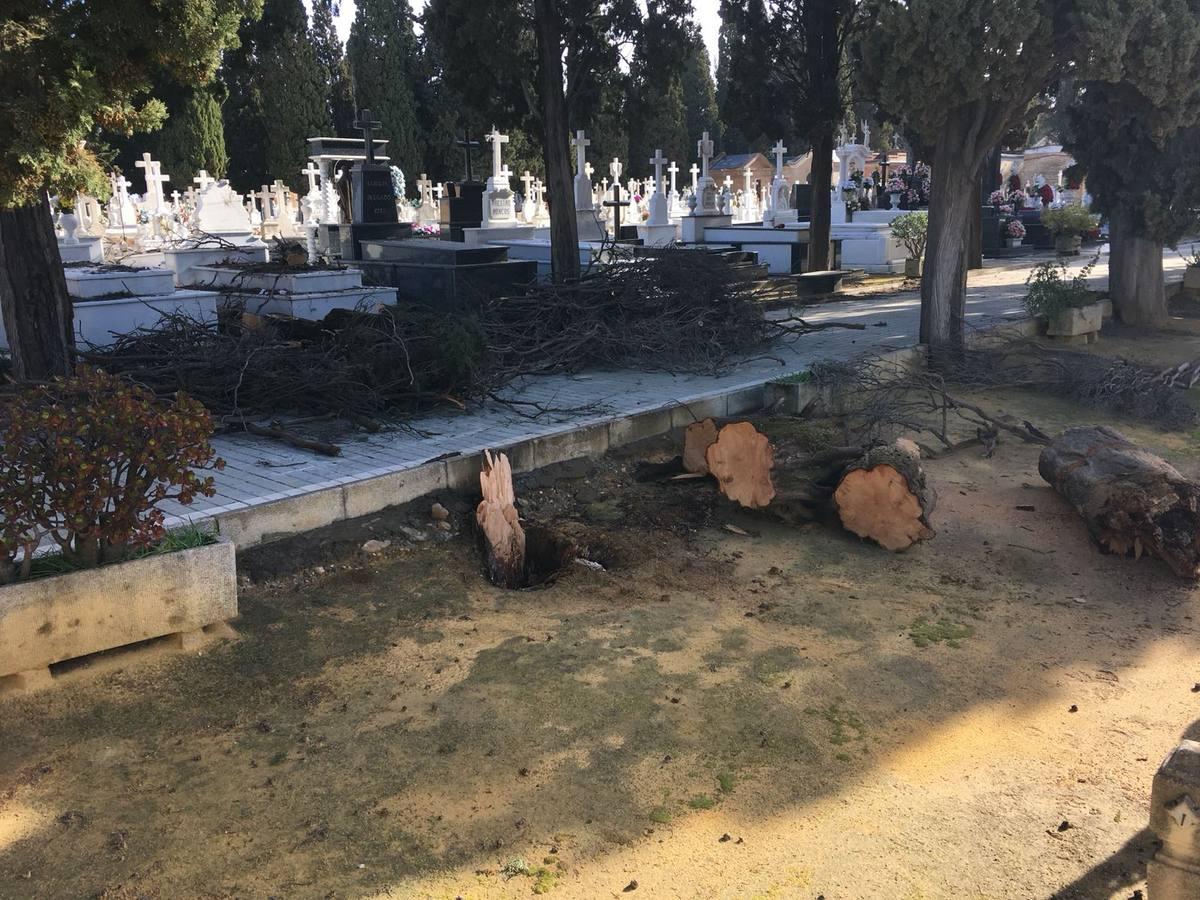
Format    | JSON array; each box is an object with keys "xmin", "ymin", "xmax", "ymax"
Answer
[
  {"xmin": 412, "ymin": 223, "xmax": 441, "ymax": 238},
  {"xmin": 988, "ymin": 189, "xmax": 1007, "ymax": 206},
  {"xmin": 0, "ymin": 367, "xmax": 224, "ymax": 581},
  {"xmin": 890, "ymin": 163, "xmax": 931, "ymax": 208},
  {"xmin": 1041, "ymin": 204, "xmax": 1097, "ymax": 236},
  {"xmin": 885, "ymin": 176, "xmax": 905, "ymax": 193},
  {"xmin": 1006, "ymin": 219, "xmax": 1026, "ymax": 239},
  {"xmin": 891, "ymin": 210, "xmax": 929, "ymax": 259}
]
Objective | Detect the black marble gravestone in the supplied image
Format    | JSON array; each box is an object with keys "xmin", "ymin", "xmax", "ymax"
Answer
[
  {"xmin": 792, "ymin": 184, "xmax": 813, "ymax": 220},
  {"xmin": 337, "ymin": 109, "xmax": 412, "ymax": 260}
]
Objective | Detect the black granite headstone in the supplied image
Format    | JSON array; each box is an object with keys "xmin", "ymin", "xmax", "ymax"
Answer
[
  {"xmin": 793, "ymin": 184, "xmax": 813, "ymax": 220},
  {"xmin": 351, "ymin": 164, "xmax": 399, "ymax": 224},
  {"xmin": 440, "ymin": 181, "xmax": 485, "ymax": 242}
]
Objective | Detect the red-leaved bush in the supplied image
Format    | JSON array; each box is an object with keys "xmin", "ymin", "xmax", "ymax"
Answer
[{"xmin": 0, "ymin": 367, "xmax": 224, "ymax": 581}]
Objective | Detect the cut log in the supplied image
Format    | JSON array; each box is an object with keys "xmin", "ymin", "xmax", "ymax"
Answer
[
  {"xmin": 833, "ymin": 442, "xmax": 936, "ymax": 551},
  {"xmin": 706, "ymin": 422, "xmax": 776, "ymax": 509},
  {"xmin": 683, "ymin": 418, "xmax": 719, "ymax": 474},
  {"xmin": 476, "ymin": 450, "xmax": 527, "ymax": 588},
  {"xmin": 1038, "ymin": 425, "xmax": 1200, "ymax": 578}
]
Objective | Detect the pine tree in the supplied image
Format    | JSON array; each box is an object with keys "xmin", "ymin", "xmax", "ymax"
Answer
[
  {"xmin": 224, "ymin": 0, "xmax": 330, "ymax": 190},
  {"xmin": 311, "ymin": 0, "xmax": 356, "ymax": 136},
  {"xmin": 682, "ymin": 37, "xmax": 722, "ymax": 153},
  {"xmin": 347, "ymin": 0, "xmax": 422, "ymax": 176},
  {"xmin": 626, "ymin": 0, "xmax": 693, "ymax": 175},
  {"xmin": 0, "ymin": 0, "xmax": 257, "ymax": 380},
  {"xmin": 715, "ymin": 0, "xmax": 774, "ymax": 153}
]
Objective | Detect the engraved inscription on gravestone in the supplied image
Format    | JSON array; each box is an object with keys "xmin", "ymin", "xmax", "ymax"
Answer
[{"xmin": 354, "ymin": 166, "xmax": 398, "ymax": 224}]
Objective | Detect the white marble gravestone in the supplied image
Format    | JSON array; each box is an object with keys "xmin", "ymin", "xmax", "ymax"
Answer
[{"xmin": 482, "ymin": 127, "xmax": 519, "ymax": 227}]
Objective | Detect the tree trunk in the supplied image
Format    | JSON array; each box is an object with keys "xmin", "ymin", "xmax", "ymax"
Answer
[
  {"xmin": 808, "ymin": 127, "xmax": 834, "ymax": 271},
  {"xmin": 833, "ymin": 442, "xmax": 936, "ymax": 551},
  {"xmin": 1108, "ymin": 208, "xmax": 1166, "ymax": 326},
  {"xmin": 1039, "ymin": 425, "xmax": 1200, "ymax": 578},
  {"xmin": 921, "ymin": 131, "xmax": 978, "ymax": 349},
  {"xmin": 533, "ymin": 0, "xmax": 580, "ymax": 284},
  {"xmin": 476, "ymin": 450, "xmax": 527, "ymax": 588},
  {"xmin": 0, "ymin": 195, "xmax": 74, "ymax": 380}
]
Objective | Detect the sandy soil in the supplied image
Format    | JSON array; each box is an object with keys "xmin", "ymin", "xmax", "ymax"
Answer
[{"xmin": 2, "ymin": 329, "xmax": 1199, "ymax": 900}]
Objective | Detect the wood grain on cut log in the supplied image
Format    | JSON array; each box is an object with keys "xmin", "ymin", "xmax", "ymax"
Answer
[
  {"xmin": 683, "ymin": 418, "xmax": 719, "ymax": 473},
  {"xmin": 834, "ymin": 443, "xmax": 937, "ymax": 551},
  {"xmin": 706, "ymin": 422, "xmax": 776, "ymax": 508},
  {"xmin": 1039, "ymin": 425, "xmax": 1200, "ymax": 578},
  {"xmin": 477, "ymin": 450, "xmax": 527, "ymax": 588}
]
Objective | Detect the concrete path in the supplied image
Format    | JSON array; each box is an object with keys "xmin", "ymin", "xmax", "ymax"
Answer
[{"xmin": 161, "ymin": 248, "xmax": 1192, "ymax": 539}]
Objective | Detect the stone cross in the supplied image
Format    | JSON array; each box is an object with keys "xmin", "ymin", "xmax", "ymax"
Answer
[
  {"xmin": 184, "ymin": 186, "xmax": 196, "ymax": 208},
  {"xmin": 743, "ymin": 165, "xmax": 754, "ymax": 196},
  {"xmin": 354, "ymin": 108, "xmax": 382, "ymax": 163},
  {"xmin": 723, "ymin": 175, "xmax": 733, "ymax": 191},
  {"xmin": 521, "ymin": 170, "xmax": 535, "ymax": 200},
  {"xmin": 603, "ymin": 183, "xmax": 631, "ymax": 235},
  {"xmin": 486, "ymin": 126, "xmax": 509, "ymax": 180},
  {"xmin": 457, "ymin": 131, "xmax": 482, "ymax": 181},
  {"xmin": 600, "ymin": 176, "xmax": 609, "ymax": 194},
  {"xmin": 585, "ymin": 162, "xmax": 594, "ymax": 179},
  {"xmin": 255, "ymin": 185, "xmax": 274, "ymax": 220},
  {"xmin": 433, "ymin": 183, "xmax": 444, "ymax": 201},
  {"xmin": 668, "ymin": 161, "xmax": 679, "ymax": 195},
  {"xmin": 773, "ymin": 140, "xmax": 788, "ymax": 179},
  {"xmin": 571, "ymin": 129, "xmax": 590, "ymax": 175},
  {"xmin": 170, "ymin": 189, "xmax": 181, "ymax": 209},
  {"xmin": 193, "ymin": 169, "xmax": 214, "ymax": 191},
  {"xmin": 135, "ymin": 152, "xmax": 169, "ymax": 210},
  {"xmin": 861, "ymin": 120, "xmax": 871, "ymax": 150},
  {"xmin": 697, "ymin": 131, "xmax": 714, "ymax": 178},
  {"xmin": 689, "ymin": 163, "xmax": 699, "ymax": 190},
  {"xmin": 610, "ymin": 158, "xmax": 623, "ymax": 182},
  {"xmin": 301, "ymin": 161, "xmax": 321, "ymax": 193}
]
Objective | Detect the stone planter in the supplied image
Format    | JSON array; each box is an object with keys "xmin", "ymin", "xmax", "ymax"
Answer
[
  {"xmin": 0, "ymin": 538, "xmax": 237, "ymax": 690},
  {"xmin": 904, "ymin": 257, "xmax": 924, "ymax": 278},
  {"xmin": 1006, "ymin": 238, "xmax": 1023, "ymax": 248},
  {"xmin": 1054, "ymin": 233, "xmax": 1083, "ymax": 255},
  {"xmin": 1045, "ymin": 301, "xmax": 1104, "ymax": 344}
]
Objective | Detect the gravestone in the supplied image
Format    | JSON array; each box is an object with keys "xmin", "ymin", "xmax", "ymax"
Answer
[
  {"xmin": 338, "ymin": 109, "xmax": 413, "ymax": 260},
  {"xmin": 440, "ymin": 131, "xmax": 485, "ymax": 241},
  {"xmin": 793, "ymin": 184, "xmax": 813, "ymax": 220}
]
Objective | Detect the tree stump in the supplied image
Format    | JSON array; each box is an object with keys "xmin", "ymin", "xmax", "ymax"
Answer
[
  {"xmin": 706, "ymin": 422, "xmax": 776, "ymax": 508},
  {"xmin": 476, "ymin": 450, "xmax": 527, "ymax": 588},
  {"xmin": 833, "ymin": 442, "xmax": 936, "ymax": 551},
  {"xmin": 683, "ymin": 418, "xmax": 719, "ymax": 473},
  {"xmin": 1038, "ymin": 425, "xmax": 1200, "ymax": 577}
]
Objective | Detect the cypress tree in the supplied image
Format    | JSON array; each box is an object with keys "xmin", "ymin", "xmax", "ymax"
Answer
[
  {"xmin": 311, "ymin": 0, "xmax": 356, "ymax": 136},
  {"xmin": 682, "ymin": 37, "xmax": 722, "ymax": 153},
  {"xmin": 155, "ymin": 85, "xmax": 230, "ymax": 178},
  {"xmin": 626, "ymin": 0, "xmax": 693, "ymax": 174},
  {"xmin": 347, "ymin": 0, "xmax": 422, "ymax": 176},
  {"xmin": 224, "ymin": 0, "xmax": 329, "ymax": 190}
]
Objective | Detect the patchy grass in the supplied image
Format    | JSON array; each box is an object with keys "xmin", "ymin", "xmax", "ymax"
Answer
[
  {"xmin": 649, "ymin": 805, "xmax": 673, "ymax": 824},
  {"xmin": 688, "ymin": 794, "xmax": 717, "ymax": 810},
  {"xmin": 805, "ymin": 702, "xmax": 866, "ymax": 747},
  {"xmin": 909, "ymin": 616, "xmax": 974, "ymax": 648},
  {"xmin": 717, "ymin": 771, "xmax": 736, "ymax": 794}
]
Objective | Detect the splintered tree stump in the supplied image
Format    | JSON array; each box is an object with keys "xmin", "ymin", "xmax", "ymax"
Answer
[
  {"xmin": 476, "ymin": 450, "xmax": 527, "ymax": 588},
  {"xmin": 706, "ymin": 422, "xmax": 776, "ymax": 508},
  {"xmin": 683, "ymin": 418, "xmax": 719, "ymax": 474},
  {"xmin": 833, "ymin": 442, "xmax": 936, "ymax": 551},
  {"xmin": 1038, "ymin": 425, "xmax": 1200, "ymax": 578}
]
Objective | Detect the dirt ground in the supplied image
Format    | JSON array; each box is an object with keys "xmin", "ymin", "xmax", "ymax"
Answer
[{"xmin": 3, "ymin": 325, "xmax": 1200, "ymax": 900}]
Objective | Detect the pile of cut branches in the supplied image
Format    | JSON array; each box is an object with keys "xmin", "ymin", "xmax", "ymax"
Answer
[{"xmin": 480, "ymin": 245, "xmax": 859, "ymax": 383}]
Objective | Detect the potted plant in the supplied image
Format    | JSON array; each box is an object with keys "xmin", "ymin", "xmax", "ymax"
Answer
[
  {"xmin": 886, "ymin": 175, "xmax": 905, "ymax": 208},
  {"xmin": 0, "ymin": 367, "xmax": 235, "ymax": 690},
  {"xmin": 1023, "ymin": 256, "xmax": 1105, "ymax": 341},
  {"xmin": 1005, "ymin": 218, "xmax": 1026, "ymax": 248},
  {"xmin": 891, "ymin": 210, "xmax": 928, "ymax": 278},
  {"xmin": 1041, "ymin": 205, "xmax": 1096, "ymax": 255}
]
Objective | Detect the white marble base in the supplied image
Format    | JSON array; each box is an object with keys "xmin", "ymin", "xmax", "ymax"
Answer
[
  {"xmin": 853, "ymin": 209, "xmax": 907, "ymax": 224},
  {"xmin": 189, "ymin": 265, "xmax": 361, "ymax": 294},
  {"xmin": 64, "ymin": 265, "xmax": 174, "ymax": 299},
  {"xmin": 680, "ymin": 214, "xmax": 732, "ymax": 244},
  {"xmin": 233, "ymin": 286, "xmax": 398, "ymax": 320},
  {"xmin": 58, "ymin": 238, "xmax": 103, "ymax": 264},
  {"xmin": 637, "ymin": 222, "xmax": 678, "ymax": 248},
  {"xmin": 74, "ymin": 290, "xmax": 221, "ymax": 348},
  {"xmin": 485, "ymin": 239, "xmax": 608, "ymax": 279},
  {"xmin": 830, "ymin": 222, "xmax": 906, "ymax": 274},
  {"xmin": 462, "ymin": 224, "xmax": 545, "ymax": 245}
]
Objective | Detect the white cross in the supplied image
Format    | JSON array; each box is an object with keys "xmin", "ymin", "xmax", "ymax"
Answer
[
  {"xmin": 486, "ymin": 126, "xmax": 509, "ymax": 179},
  {"xmin": 135, "ymin": 152, "xmax": 170, "ymax": 208},
  {"xmin": 521, "ymin": 170, "xmax": 535, "ymax": 199},
  {"xmin": 649, "ymin": 149, "xmax": 668, "ymax": 201},
  {"xmin": 433, "ymin": 183, "xmax": 444, "ymax": 201},
  {"xmin": 184, "ymin": 186, "xmax": 196, "ymax": 207},
  {"xmin": 723, "ymin": 175, "xmax": 733, "ymax": 191},
  {"xmin": 498, "ymin": 163, "xmax": 513, "ymax": 183},
  {"xmin": 255, "ymin": 184, "xmax": 274, "ymax": 218},
  {"xmin": 301, "ymin": 161, "xmax": 321, "ymax": 193},
  {"xmin": 417, "ymin": 173, "xmax": 432, "ymax": 202},
  {"xmin": 193, "ymin": 169, "xmax": 214, "ymax": 191},
  {"xmin": 585, "ymin": 162, "xmax": 594, "ymax": 179},
  {"xmin": 697, "ymin": 131, "xmax": 714, "ymax": 177},
  {"xmin": 668, "ymin": 161, "xmax": 679, "ymax": 195},
  {"xmin": 170, "ymin": 189, "xmax": 181, "ymax": 207},
  {"xmin": 772, "ymin": 140, "xmax": 788, "ymax": 178},
  {"xmin": 571, "ymin": 129, "xmax": 590, "ymax": 174},
  {"xmin": 689, "ymin": 163, "xmax": 699, "ymax": 189},
  {"xmin": 610, "ymin": 157, "xmax": 623, "ymax": 181},
  {"xmin": 743, "ymin": 165, "xmax": 754, "ymax": 195},
  {"xmin": 601, "ymin": 177, "xmax": 609, "ymax": 194},
  {"xmin": 113, "ymin": 174, "xmax": 132, "ymax": 195}
]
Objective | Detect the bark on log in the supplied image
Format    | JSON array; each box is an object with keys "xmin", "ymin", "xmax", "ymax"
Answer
[
  {"xmin": 706, "ymin": 422, "xmax": 776, "ymax": 509},
  {"xmin": 834, "ymin": 443, "xmax": 937, "ymax": 551},
  {"xmin": 477, "ymin": 450, "xmax": 527, "ymax": 588},
  {"xmin": 1038, "ymin": 425, "xmax": 1200, "ymax": 578},
  {"xmin": 683, "ymin": 418, "xmax": 719, "ymax": 473}
]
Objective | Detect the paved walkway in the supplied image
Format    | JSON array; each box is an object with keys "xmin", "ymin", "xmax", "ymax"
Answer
[{"xmin": 160, "ymin": 248, "xmax": 1191, "ymax": 530}]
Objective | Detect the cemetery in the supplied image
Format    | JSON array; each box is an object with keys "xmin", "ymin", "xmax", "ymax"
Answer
[{"xmin": 2, "ymin": 0, "xmax": 1200, "ymax": 898}]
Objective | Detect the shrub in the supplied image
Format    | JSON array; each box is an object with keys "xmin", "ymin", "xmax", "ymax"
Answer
[
  {"xmin": 0, "ymin": 367, "xmax": 224, "ymax": 581},
  {"xmin": 890, "ymin": 210, "xmax": 929, "ymax": 259},
  {"xmin": 1023, "ymin": 255, "xmax": 1099, "ymax": 319},
  {"xmin": 1006, "ymin": 219, "xmax": 1026, "ymax": 239},
  {"xmin": 1040, "ymin": 205, "xmax": 1096, "ymax": 236}
]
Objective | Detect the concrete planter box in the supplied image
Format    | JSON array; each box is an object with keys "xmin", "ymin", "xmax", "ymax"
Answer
[
  {"xmin": 1054, "ymin": 233, "xmax": 1083, "ymax": 255},
  {"xmin": 163, "ymin": 244, "xmax": 269, "ymax": 286},
  {"xmin": 904, "ymin": 257, "xmax": 924, "ymax": 278},
  {"xmin": 73, "ymin": 289, "xmax": 221, "ymax": 348},
  {"xmin": 231, "ymin": 285, "xmax": 398, "ymax": 320},
  {"xmin": 0, "ymin": 539, "xmax": 237, "ymax": 689},
  {"xmin": 1045, "ymin": 301, "xmax": 1104, "ymax": 343}
]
